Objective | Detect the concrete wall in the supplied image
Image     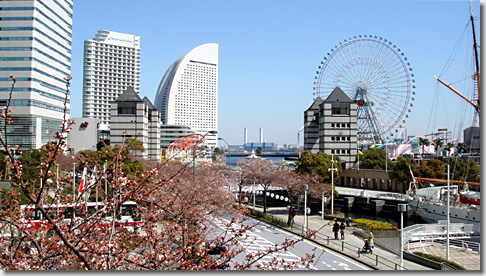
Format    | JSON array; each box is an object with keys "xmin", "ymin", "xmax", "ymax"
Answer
[
  {"xmin": 339, "ymin": 169, "xmax": 407, "ymax": 194},
  {"xmin": 69, "ymin": 118, "xmax": 100, "ymax": 153}
]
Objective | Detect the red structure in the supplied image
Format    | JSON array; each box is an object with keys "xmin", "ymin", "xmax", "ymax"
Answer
[{"xmin": 166, "ymin": 133, "xmax": 205, "ymax": 158}]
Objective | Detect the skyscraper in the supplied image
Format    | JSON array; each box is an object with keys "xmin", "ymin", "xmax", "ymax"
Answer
[
  {"xmin": 154, "ymin": 43, "xmax": 218, "ymax": 148},
  {"xmin": 82, "ymin": 30, "xmax": 141, "ymax": 130},
  {"xmin": 0, "ymin": 0, "xmax": 73, "ymax": 151}
]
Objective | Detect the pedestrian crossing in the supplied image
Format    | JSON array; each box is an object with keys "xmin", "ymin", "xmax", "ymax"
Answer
[{"xmin": 210, "ymin": 216, "xmax": 315, "ymax": 270}]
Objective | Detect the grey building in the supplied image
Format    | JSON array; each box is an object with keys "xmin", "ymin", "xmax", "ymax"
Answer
[
  {"xmin": 69, "ymin": 118, "xmax": 100, "ymax": 154},
  {"xmin": 304, "ymin": 87, "xmax": 358, "ymax": 169},
  {"xmin": 463, "ymin": 126, "xmax": 480, "ymax": 154},
  {"xmin": 110, "ymin": 87, "xmax": 160, "ymax": 160}
]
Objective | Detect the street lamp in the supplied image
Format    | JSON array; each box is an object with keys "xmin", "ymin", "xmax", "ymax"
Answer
[
  {"xmin": 385, "ymin": 142, "xmax": 388, "ymax": 172},
  {"xmin": 193, "ymin": 130, "xmax": 217, "ymax": 182},
  {"xmin": 398, "ymin": 203, "xmax": 407, "ymax": 270},
  {"xmin": 328, "ymin": 154, "xmax": 337, "ymax": 215},
  {"xmin": 303, "ymin": 184, "xmax": 308, "ymax": 232},
  {"xmin": 218, "ymin": 137, "xmax": 231, "ymax": 180}
]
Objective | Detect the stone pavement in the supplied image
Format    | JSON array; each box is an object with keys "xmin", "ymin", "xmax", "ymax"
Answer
[{"xmin": 246, "ymin": 206, "xmax": 479, "ymax": 270}]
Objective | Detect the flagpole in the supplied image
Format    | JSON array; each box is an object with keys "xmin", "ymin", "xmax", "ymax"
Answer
[
  {"xmin": 94, "ymin": 165, "xmax": 98, "ymax": 209},
  {"xmin": 72, "ymin": 163, "xmax": 76, "ymax": 202},
  {"xmin": 104, "ymin": 161, "xmax": 107, "ymax": 200}
]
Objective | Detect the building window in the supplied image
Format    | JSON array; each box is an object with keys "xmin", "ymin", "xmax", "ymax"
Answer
[
  {"xmin": 118, "ymin": 107, "xmax": 135, "ymax": 114},
  {"xmin": 332, "ymin": 108, "xmax": 349, "ymax": 115}
]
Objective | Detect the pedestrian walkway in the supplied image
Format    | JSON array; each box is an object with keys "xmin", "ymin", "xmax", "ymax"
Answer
[{"xmin": 246, "ymin": 206, "xmax": 478, "ymax": 270}]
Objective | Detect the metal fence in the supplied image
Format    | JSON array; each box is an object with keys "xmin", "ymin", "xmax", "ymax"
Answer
[
  {"xmin": 337, "ymin": 188, "xmax": 408, "ymax": 202},
  {"xmin": 404, "ymin": 222, "xmax": 475, "ymax": 244},
  {"xmin": 288, "ymin": 220, "xmax": 406, "ymax": 270}
]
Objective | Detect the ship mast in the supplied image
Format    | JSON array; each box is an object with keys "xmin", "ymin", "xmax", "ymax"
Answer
[
  {"xmin": 469, "ymin": 0, "xmax": 480, "ymax": 115},
  {"xmin": 436, "ymin": 0, "xmax": 480, "ymax": 124}
]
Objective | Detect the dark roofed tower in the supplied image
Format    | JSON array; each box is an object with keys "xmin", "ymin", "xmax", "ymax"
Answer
[
  {"xmin": 110, "ymin": 87, "xmax": 160, "ymax": 159},
  {"xmin": 303, "ymin": 87, "xmax": 358, "ymax": 169}
]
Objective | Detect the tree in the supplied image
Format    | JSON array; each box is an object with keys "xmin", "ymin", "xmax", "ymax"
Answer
[
  {"xmin": 0, "ymin": 76, "xmax": 317, "ymax": 270},
  {"xmin": 433, "ymin": 139, "xmax": 443, "ymax": 158},
  {"xmin": 445, "ymin": 143, "xmax": 454, "ymax": 156},
  {"xmin": 238, "ymin": 158, "xmax": 280, "ymax": 213},
  {"xmin": 419, "ymin": 138, "xmax": 430, "ymax": 158},
  {"xmin": 447, "ymin": 158, "xmax": 480, "ymax": 183},
  {"xmin": 276, "ymin": 169, "xmax": 323, "ymax": 226},
  {"xmin": 389, "ymin": 156, "xmax": 417, "ymax": 186},
  {"xmin": 124, "ymin": 138, "xmax": 145, "ymax": 156},
  {"xmin": 416, "ymin": 159, "xmax": 446, "ymax": 180},
  {"xmin": 359, "ymin": 148, "xmax": 389, "ymax": 170},
  {"xmin": 456, "ymin": 142, "xmax": 467, "ymax": 155},
  {"xmin": 295, "ymin": 151, "xmax": 341, "ymax": 183},
  {"xmin": 233, "ymin": 159, "xmax": 254, "ymax": 205},
  {"xmin": 78, "ymin": 145, "xmax": 145, "ymax": 177}
]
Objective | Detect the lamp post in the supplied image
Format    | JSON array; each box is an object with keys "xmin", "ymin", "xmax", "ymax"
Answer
[
  {"xmin": 398, "ymin": 203, "xmax": 407, "ymax": 270},
  {"xmin": 218, "ymin": 137, "xmax": 231, "ymax": 180},
  {"xmin": 321, "ymin": 191, "xmax": 326, "ymax": 220},
  {"xmin": 328, "ymin": 154, "xmax": 337, "ymax": 215},
  {"xmin": 193, "ymin": 130, "xmax": 218, "ymax": 182},
  {"xmin": 385, "ymin": 142, "xmax": 388, "ymax": 172},
  {"xmin": 357, "ymin": 140, "xmax": 360, "ymax": 171},
  {"xmin": 303, "ymin": 184, "xmax": 308, "ymax": 232}
]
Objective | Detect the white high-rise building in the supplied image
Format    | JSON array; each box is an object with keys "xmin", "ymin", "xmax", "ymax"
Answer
[
  {"xmin": 82, "ymin": 30, "xmax": 141, "ymax": 130},
  {"xmin": 154, "ymin": 43, "xmax": 218, "ymax": 148},
  {"xmin": 0, "ymin": 0, "xmax": 73, "ymax": 151}
]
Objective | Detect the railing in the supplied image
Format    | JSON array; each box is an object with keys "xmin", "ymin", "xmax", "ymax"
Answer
[
  {"xmin": 290, "ymin": 220, "xmax": 406, "ymax": 270},
  {"xmin": 431, "ymin": 239, "xmax": 480, "ymax": 253},
  {"xmin": 337, "ymin": 188, "xmax": 408, "ymax": 201},
  {"xmin": 403, "ymin": 222, "xmax": 474, "ymax": 244}
]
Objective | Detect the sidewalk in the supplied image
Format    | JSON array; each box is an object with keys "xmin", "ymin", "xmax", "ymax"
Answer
[{"xmin": 248, "ymin": 205, "xmax": 433, "ymax": 270}]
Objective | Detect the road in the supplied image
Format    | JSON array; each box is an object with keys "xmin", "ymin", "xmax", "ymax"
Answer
[{"xmin": 210, "ymin": 215, "xmax": 367, "ymax": 270}]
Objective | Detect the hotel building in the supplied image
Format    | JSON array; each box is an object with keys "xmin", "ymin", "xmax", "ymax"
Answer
[
  {"xmin": 154, "ymin": 43, "xmax": 218, "ymax": 148},
  {"xmin": 0, "ymin": 0, "xmax": 73, "ymax": 151},
  {"xmin": 82, "ymin": 30, "xmax": 141, "ymax": 131}
]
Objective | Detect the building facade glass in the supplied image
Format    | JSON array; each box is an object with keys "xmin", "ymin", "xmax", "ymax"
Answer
[
  {"xmin": 0, "ymin": 0, "xmax": 72, "ymax": 151},
  {"xmin": 154, "ymin": 43, "xmax": 218, "ymax": 148}
]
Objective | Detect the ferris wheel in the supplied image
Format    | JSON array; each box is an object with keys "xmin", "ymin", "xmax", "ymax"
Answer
[{"xmin": 313, "ymin": 35, "xmax": 415, "ymax": 145}]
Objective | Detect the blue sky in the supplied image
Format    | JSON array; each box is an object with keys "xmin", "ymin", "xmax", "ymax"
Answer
[{"xmin": 69, "ymin": 0, "xmax": 481, "ymax": 146}]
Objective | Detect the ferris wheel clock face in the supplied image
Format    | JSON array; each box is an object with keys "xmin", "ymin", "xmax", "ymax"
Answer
[{"xmin": 313, "ymin": 35, "xmax": 415, "ymax": 144}]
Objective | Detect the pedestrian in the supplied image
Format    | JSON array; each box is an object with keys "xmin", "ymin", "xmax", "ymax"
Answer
[
  {"xmin": 332, "ymin": 219, "xmax": 340, "ymax": 239},
  {"xmin": 367, "ymin": 232, "xmax": 375, "ymax": 254},
  {"xmin": 340, "ymin": 222, "xmax": 346, "ymax": 239},
  {"xmin": 243, "ymin": 195, "xmax": 249, "ymax": 205},
  {"xmin": 287, "ymin": 206, "xmax": 297, "ymax": 226},
  {"xmin": 346, "ymin": 217, "xmax": 352, "ymax": 227}
]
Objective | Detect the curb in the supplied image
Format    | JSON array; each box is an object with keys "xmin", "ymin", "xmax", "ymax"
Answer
[{"xmin": 246, "ymin": 213, "xmax": 377, "ymax": 270}]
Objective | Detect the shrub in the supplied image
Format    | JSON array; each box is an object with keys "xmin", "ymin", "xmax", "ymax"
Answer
[
  {"xmin": 247, "ymin": 208, "xmax": 288, "ymax": 228},
  {"xmin": 413, "ymin": 252, "xmax": 466, "ymax": 270},
  {"xmin": 353, "ymin": 218, "xmax": 396, "ymax": 231}
]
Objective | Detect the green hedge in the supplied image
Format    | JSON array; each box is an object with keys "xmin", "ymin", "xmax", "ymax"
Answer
[
  {"xmin": 413, "ymin": 252, "xmax": 466, "ymax": 270},
  {"xmin": 353, "ymin": 218, "xmax": 396, "ymax": 231},
  {"xmin": 247, "ymin": 208, "xmax": 289, "ymax": 228}
]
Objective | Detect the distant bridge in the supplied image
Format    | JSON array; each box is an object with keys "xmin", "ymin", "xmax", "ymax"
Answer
[{"xmin": 225, "ymin": 152, "xmax": 300, "ymax": 159}]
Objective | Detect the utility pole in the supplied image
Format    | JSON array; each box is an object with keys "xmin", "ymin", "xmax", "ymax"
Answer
[{"xmin": 328, "ymin": 154, "xmax": 337, "ymax": 215}]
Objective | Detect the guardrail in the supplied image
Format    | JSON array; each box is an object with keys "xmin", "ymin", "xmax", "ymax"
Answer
[
  {"xmin": 432, "ymin": 239, "xmax": 480, "ymax": 253},
  {"xmin": 290, "ymin": 221, "xmax": 406, "ymax": 270},
  {"xmin": 337, "ymin": 188, "xmax": 408, "ymax": 202},
  {"xmin": 403, "ymin": 222, "xmax": 474, "ymax": 244}
]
